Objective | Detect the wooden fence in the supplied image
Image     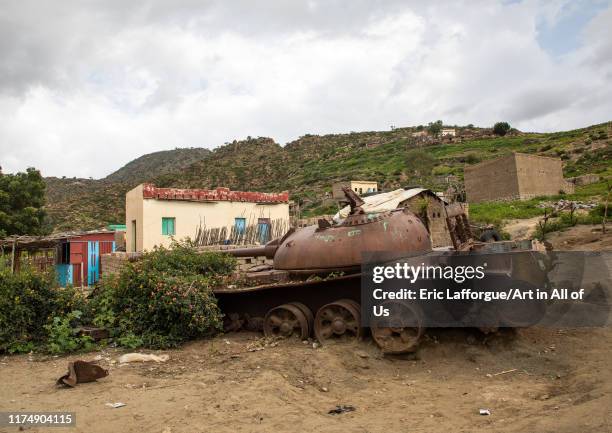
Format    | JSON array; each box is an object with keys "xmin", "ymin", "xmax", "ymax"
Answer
[{"xmin": 193, "ymin": 218, "xmax": 290, "ymax": 246}]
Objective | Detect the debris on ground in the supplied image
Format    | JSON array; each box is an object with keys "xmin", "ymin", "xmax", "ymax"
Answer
[
  {"xmin": 538, "ymin": 199, "xmax": 597, "ymax": 212},
  {"xmin": 246, "ymin": 337, "xmax": 280, "ymax": 352},
  {"xmin": 56, "ymin": 360, "xmax": 109, "ymax": 387},
  {"xmin": 479, "ymin": 409, "xmax": 491, "ymax": 416},
  {"xmin": 105, "ymin": 402, "xmax": 126, "ymax": 409},
  {"xmin": 118, "ymin": 353, "xmax": 169, "ymax": 364},
  {"xmin": 492, "ymin": 368, "xmax": 517, "ymax": 376},
  {"xmin": 328, "ymin": 405, "xmax": 356, "ymax": 415}
]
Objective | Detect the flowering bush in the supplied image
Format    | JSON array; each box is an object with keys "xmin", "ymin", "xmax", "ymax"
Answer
[
  {"xmin": 92, "ymin": 244, "xmax": 234, "ymax": 348},
  {"xmin": 0, "ymin": 267, "xmax": 87, "ymax": 353}
]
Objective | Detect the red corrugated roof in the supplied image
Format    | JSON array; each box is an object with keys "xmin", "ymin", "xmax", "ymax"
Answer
[{"xmin": 142, "ymin": 184, "xmax": 289, "ymax": 203}]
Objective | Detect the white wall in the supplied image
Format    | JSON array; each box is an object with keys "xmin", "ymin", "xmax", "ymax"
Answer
[
  {"xmin": 126, "ymin": 184, "xmax": 289, "ymax": 251},
  {"xmin": 125, "ymin": 184, "xmax": 144, "ymax": 252}
]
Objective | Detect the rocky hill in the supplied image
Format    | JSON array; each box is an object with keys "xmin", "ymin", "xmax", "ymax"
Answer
[
  {"xmin": 44, "ymin": 122, "xmax": 611, "ymax": 231},
  {"xmin": 44, "ymin": 147, "xmax": 211, "ymax": 231},
  {"xmin": 105, "ymin": 147, "xmax": 211, "ymax": 184}
]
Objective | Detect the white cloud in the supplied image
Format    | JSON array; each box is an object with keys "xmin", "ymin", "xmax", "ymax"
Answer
[{"xmin": 0, "ymin": 0, "xmax": 610, "ymax": 178}]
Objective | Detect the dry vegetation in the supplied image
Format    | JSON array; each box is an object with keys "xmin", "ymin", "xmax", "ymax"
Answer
[{"xmin": 44, "ymin": 122, "xmax": 612, "ymax": 231}]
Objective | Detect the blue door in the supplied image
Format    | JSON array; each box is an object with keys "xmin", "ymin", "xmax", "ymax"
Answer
[
  {"xmin": 235, "ymin": 217, "xmax": 246, "ymax": 237},
  {"xmin": 87, "ymin": 241, "xmax": 100, "ymax": 285},
  {"xmin": 258, "ymin": 221, "xmax": 270, "ymax": 244},
  {"xmin": 56, "ymin": 264, "xmax": 73, "ymax": 287}
]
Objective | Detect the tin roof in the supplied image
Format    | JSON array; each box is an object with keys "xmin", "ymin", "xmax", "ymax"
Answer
[
  {"xmin": 142, "ymin": 183, "xmax": 289, "ymax": 203},
  {"xmin": 0, "ymin": 229, "xmax": 115, "ymax": 250},
  {"xmin": 333, "ymin": 188, "xmax": 444, "ymax": 222}
]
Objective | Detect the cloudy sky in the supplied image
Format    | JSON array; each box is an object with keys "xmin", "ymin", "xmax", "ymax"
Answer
[{"xmin": 1, "ymin": 0, "xmax": 611, "ymax": 178}]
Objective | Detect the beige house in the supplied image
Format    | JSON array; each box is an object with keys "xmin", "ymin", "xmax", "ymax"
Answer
[
  {"xmin": 332, "ymin": 181, "xmax": 378, "ymax": 199},
  {"xmin": 464, "ymin": 153, "xmax": 575, "ymax": 203},
  {"xmin": 441, "ymin": 128, "xmax": 456, "ymax": 137},
  {"xmin": 126, "ymin": 184, "xmax": 290, "ymax": 252}
]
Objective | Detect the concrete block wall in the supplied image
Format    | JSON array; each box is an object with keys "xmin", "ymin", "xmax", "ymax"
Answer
[
  {"xmin": 464, "ymin": 153, "xmax": 573, "ymax": 203},
  {"xmin": 100, "ymin": 252, "xmax": 142, "ymax": 277},
  {"xmin": 101, "ymin": 245, "xmax": 272, "ymax": 278},
  {"xmin": 464, "ymin": 154, "xmax": 519, "ymax": 203},
  {"xmin": 196, "ymin": 244, "xmax": 273, "ymax": 271},
  {"xmin": 515, "ymin": 153, "xmax": 575, "ymax": 198}
]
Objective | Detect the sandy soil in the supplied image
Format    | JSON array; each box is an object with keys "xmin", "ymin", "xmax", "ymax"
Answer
[
  {"xmin": 1, "ymin": 225, "xmax": 610, "ymax": 433},
  {"xmin": 547, "ymin": 224, "xmax": 612, "ymax": 251},
  {"xmin": 504, "ymin": 217, "xmax": 542, "ymax": 240},
  {"xmin": 1, "ymin": 328, "xmax": 611, "ymax": 433}
]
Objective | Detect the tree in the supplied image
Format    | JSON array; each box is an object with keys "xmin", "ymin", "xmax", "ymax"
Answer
[
  {"xmin": 493, "ymin": 121, "xmax": 511, "ymax": 136},
  {"xmin": 427, "ymin": 120, "xmax": 443, "ymax": 136},
  {"xmin": 0, "ymin": 167, "xmax": 48, "ymax": 237},
  {"xmin": 405, "ymin": 150, "xmax": 437, "ymax": 177}
]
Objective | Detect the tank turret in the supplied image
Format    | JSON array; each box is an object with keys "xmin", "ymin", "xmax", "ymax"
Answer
[{"xmin": 228, "ymin": 186, "xmax": 431, "ymax": 273}]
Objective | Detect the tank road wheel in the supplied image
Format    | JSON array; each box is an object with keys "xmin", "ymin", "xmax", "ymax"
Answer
[
  {"xmin": 288, "ymin": 302, "xmax": 314, "ymax": 336},
  {"xmin": 371, "ymin": 301, "xmax": 424, "ymax": 354},
  {"xmin": 314, "ymin": 299, "xmax": 362, "ymax": 344},
  {"xmin": 263, "ymin": 304, "xmax": 310, "ymax": 339}
]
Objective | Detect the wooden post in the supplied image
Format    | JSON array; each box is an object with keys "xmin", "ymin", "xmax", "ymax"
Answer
[
  {"xmin": 11, "ymin": 241, "xmax": 15, "ymax": 274},
  {"xmin": 603, "ymin": 180, "xmax": 610, "ymax": 234}
]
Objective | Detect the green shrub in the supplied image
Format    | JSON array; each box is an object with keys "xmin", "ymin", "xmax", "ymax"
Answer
[
  {"xmin": 534, "ymin": 208, "xmax": 605, "ymax": 239},
  {"xmin": 464, "ymin": 153, "xmax": 481, "ymax": 164},
  {"xmin": 539, "ymin": 144, "xmax": 552, "ymax": 152},
  {"xmin": 0, "ymin": 268, "xmax": 87, "ymax": 353},
  {"xmin": 45, "ymin": 310, "xmax": 94, "ymax": 354},
  {"xmin": 405, "ymin": 150, "xmax": 437, "ymax": 176},
  {"xmin": 493, "ymin": 122, "xmax": 511, "ymax": 136},
  {"xmin": 432, "ymin": 165, "xmax": 453, "ymax": 176},
  {"xmin": 92, "ymin": 244, "xmax": 231, "ymax": 349}
]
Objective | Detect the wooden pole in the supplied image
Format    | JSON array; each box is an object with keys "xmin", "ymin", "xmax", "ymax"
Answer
[
  {"xmin": 603, "ymin": 180, "xmax": 610, "ymax": 234},
  {"xmin": 11, "ymin": 241, "xmax": 15, "ymax": 274}
]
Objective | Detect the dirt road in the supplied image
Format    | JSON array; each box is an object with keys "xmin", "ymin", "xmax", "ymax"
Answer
[{"xmin": 1, "ymin": 326, "xmax": 611, "ymax": 433}]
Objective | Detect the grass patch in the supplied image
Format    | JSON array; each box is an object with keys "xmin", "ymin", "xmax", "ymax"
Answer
[{"xmin": 468, "ymin": 199, "xmax": 545, "ymax": 225}]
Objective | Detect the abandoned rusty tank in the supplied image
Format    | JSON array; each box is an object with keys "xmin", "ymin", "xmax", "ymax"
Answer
[
  {"xmin": 214, "ymin": 187, "xmax": 434, "ymax": 353},
  {"xmin": 214, "ymin": 187, "xmax": 547, "ymax": 353}
]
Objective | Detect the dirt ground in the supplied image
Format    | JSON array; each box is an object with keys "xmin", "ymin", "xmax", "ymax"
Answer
[
  {"xmin": 1, "ymin": 225, "xmax": 610, "ymax": 433},
  {"xmin": 547, "ymin": 224, "xmax": 612, "ymax": 251},
  {"xmin": 503, "ymin": 217, "xmax": 541, "ymax": 240},
  {"xmin": 1, "ymin": 328, "xmax": 611, "ymax": 433}
]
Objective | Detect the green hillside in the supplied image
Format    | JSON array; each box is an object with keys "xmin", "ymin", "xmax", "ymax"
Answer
[{"xmin": 43, "ymin": 122, "xmax": 611, "ymax": 232}]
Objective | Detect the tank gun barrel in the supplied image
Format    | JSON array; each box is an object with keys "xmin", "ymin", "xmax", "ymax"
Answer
[{"xmin": 225, "ymin": 239, "xmax": 280, "ymax": 259}]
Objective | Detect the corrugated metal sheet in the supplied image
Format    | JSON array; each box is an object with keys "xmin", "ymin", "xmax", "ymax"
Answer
[{"xmin": 333, "ymin": 188, "xmax": 438, "ymax": 222}]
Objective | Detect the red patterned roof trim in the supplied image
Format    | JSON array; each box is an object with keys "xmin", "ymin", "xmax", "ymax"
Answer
[{"xmin": 141, "ymin": 184, "xmax": 289, "ymax": 203}]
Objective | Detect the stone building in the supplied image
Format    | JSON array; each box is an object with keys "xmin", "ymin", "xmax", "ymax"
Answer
[{"xmin": 464, "ymin": 153, "xmax": 574, "ymax": 203}]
